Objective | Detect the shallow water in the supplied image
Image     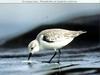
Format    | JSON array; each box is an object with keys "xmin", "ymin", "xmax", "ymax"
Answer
[
  {"xmin": 0, "ymin": 4, "xmax": 100, "ymax": 75},
  {"xmin": 0, "ymin": 47, "xmax": 100, "ymax": 75}
]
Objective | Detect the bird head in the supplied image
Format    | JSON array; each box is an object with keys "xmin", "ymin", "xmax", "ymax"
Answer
[{"xmin": 28, "ymin": 40, "xmax": 39, "ymax": 60}]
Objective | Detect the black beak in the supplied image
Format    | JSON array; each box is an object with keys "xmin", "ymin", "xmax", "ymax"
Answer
[{"xmin": 28, "ymin": 53, "xmax": 32, "ymax": 60}]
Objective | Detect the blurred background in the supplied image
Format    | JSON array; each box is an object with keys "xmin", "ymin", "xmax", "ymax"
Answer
[{"xmin": 0, "ymin": 4, "xmax": 100, "ymax": 75}]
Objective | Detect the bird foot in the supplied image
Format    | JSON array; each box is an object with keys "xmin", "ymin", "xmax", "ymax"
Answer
[
  {"xmin": 42, "ymin": 61, "xmax": 60, "ymax": 64},
  {"xmin": 57, "ymin": 61, "xmax": 60, "ymax": 64},
  {"xmin": 42, "ymin": 61, "xmax": 51, "ymax": 63}
]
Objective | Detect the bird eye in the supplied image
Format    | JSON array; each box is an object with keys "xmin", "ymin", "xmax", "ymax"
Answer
[{"xmin": 31, "ymin": 47, "xmax": 33, "ymax": 50}]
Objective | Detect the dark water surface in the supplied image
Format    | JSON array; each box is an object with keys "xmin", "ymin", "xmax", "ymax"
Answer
[{"xmin": 0, "ymin": 46, "xmax": 100, "ymax": 75}]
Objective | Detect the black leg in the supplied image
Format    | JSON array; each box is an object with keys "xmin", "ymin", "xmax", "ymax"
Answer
[
  {"xmin": 57, "ymin": 49, "xmax": 61, "ymax": 63},
  {"xmin": 48, "ymin": 51, "xmax": 57, "ymax": 63}
]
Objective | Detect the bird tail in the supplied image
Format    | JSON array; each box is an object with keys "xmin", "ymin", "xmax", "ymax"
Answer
[{"xmin": 79, "ymin": 31, "xmax": 87, "ymax": 34}]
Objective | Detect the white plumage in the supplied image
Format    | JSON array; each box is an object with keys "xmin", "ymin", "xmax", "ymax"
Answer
[{"xmin": 28, "ymin": 28, "xmax": 86, "ymax": 63}]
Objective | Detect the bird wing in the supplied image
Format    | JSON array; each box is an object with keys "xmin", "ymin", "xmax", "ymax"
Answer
[
  {"xmin": 41, "ymin": 31, "xmax": 66, "ymax": 43},
  {"xmin": 37, "ymin": 29, "xmax": 77, "ymax": 43}
]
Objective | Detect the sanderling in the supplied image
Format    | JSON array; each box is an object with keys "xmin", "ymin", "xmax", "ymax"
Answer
[{"xmin": 28, "ymin": 28, "xmax": 86, "ymax": 63}]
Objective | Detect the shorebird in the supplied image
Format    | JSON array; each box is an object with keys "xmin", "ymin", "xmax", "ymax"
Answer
[{"xmin": 28, "ymin": 28, "xmax": 86, "ymax": 63}]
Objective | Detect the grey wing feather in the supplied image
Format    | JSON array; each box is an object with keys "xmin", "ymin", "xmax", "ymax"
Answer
[
  {"xmin": 42, "ymin": 33, "xmax": 65, "ymax": 43},
  {"xmin": 37, "ymin": 29, "xmax": 73, "ymax": 42}
]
